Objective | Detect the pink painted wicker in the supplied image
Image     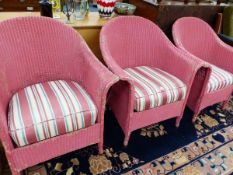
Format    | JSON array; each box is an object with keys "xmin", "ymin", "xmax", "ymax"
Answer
[
  {"xmin": 100, "ymin": 16, "xmax": 206, "ymax": 146},
  {"xmin": 0, "ymin": 16, "xmax": 118, "ymax": 175},
  {"xmin": 172, "ymin": 17, "xmax": 233, "ymax": 121}
]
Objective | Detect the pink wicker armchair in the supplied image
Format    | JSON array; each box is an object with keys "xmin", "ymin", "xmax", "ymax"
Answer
[
  {"xmin": 172, "ymin": 17, "xmax": 233, "ymax": 121},
  {"xmin": 0, "ymin": 16, "xmax": 118, "ymax": 175},
  {"xmin": 100, "ymin": 16, "xmax": 205, "ymax": 146}
]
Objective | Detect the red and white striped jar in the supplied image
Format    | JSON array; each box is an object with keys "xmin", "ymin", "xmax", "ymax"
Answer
[{"xmin": 97, "ymin": 0, "xmax": 116, "ymax": 18}]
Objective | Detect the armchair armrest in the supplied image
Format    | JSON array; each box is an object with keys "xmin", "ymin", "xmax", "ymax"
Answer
[
  {"xmin": 160, "ymin": 45, "xmax": 208, "ymax": 86},
  {"xmin": 100, "ymin": 36, "xmax": 138, "ymax": 123},
  {"xmin": 161, "ymin": 46, "xmax": 212, "ymax": 111},
  {"xmin": 100, "ymin": 37, "xmax": 134, "ymax": 85},
  {"xmin": 79, "ymin": 41, "xmax": 119, "ymax": 112}
]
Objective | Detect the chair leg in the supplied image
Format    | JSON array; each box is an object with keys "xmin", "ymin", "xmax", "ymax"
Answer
[
  {"xmin": 175, "ymin": 116, "xmax": 181, "ymax": 128},
  {"xmin": 11, "ymin": 169, "xmax": 22, "ymax": 175},
  {"xmin": 98, "ymin": 142, "xmax": 103, "ymax": 154},
  {"xmin": 221, "ymin": 100, "xmax": 228, "ymax": 110},
  {"xmin": 123, "ymin": 133, "xmax": 131, "ymax": 147},
  {"xmin": 192, "ymin": 112, "xmax": 199, "ymax": 123}
]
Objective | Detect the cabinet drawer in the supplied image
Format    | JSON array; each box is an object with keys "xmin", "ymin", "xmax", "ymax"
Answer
[{"xmin": 0, "ymin": 1, "xmax": 39, "ymax": 11}]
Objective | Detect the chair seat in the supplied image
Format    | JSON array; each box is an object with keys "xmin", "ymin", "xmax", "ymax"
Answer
[
  {"xmin": 207, "ymin": 65, "xmax": 233, "ymax": 93},
  {"xmin": 8, "ymin": 80, "xmax": 98, "ymax": 147},
  {"xmin": 124, "ymin": 66, "xmax": 187, "ymax": 112}
]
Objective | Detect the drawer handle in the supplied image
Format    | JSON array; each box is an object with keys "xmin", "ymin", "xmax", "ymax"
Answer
[
  {"xmin": 0, "ymin": 7, "xmax": 3, "ymax": 11},
  {"xmin": 27, "ymin": 6, "xmax": 34, "ymax": 11}
]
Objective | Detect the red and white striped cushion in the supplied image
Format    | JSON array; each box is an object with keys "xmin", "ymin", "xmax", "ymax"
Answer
[
  {"xmin": 125, "ymin": 66, "xmax": 187, "ymax": 112},
  {"xmin": 207, "ymin": 65, "xmax": 233, "ymax": 93},
  {"xmin": 8, "ymin": 80, "xmax": 97, "ymax": 147}
]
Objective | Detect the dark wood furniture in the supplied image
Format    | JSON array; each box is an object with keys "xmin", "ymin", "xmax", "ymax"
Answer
[
  {"xmin": 214, "ymin": 12, "xmax": 223, "ymax": 33},
  {"xmin": 0, "ymin": 0, "xmax": 39, "ymax": 11},
  {"xmin": 129, "ymin": 0, "xmax": 224, "ymax": 39}
]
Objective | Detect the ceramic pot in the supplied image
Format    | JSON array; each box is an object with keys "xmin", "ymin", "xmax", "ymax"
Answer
[{"xmin": 97, "ymin": 0, "xmax": 116, "ymax": 18}]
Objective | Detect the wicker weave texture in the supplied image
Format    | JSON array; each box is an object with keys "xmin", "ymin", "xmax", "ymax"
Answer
[
  {"xmin": 100, "ymin": 16, "xmax": 206, "ymax": 146},
  {"xmin": 0, "ymin": 16, "xmax": 118, "ymax": 175},
  {"xmin": 172, "ymin": 17, "xmax": 233, "ymax": 121}
]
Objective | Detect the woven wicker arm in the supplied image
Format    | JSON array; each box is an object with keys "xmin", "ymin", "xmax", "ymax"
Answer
[{"xmin": 80, "ymin": 40, "xmax": 119, "ymax": 117}]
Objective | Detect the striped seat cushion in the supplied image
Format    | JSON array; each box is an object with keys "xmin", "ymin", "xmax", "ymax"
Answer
[
  {"xmin": 8, "ymin": 80, "xmax": 97, "ymax": 147},
  {"xmin": 125, "ymin": 66, "xmax": 187, "ymax": 112},
  {"xmin": 207, "ymin": 65, "xmax": 233, "ymax": 93}
]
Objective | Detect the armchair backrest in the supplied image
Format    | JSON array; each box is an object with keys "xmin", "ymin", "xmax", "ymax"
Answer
[
  {"xmin": 100, "ymin": 16, "xmax": 175, "ymax": 69},
  {"xmin": 172, "ymin": 17, "xmax": 219, "ymax": 62},
  {"xmin": 0, "ymin": 16, "xmax": 86, "ymax": 109}
]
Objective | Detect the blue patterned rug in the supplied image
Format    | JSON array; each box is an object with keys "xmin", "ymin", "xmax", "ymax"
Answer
[{"xmin": 24, "ymin": 96, "xmax": 233, "ymax": 175}]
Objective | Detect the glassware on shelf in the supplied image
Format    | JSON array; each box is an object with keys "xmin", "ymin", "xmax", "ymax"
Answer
[
  {"xmin": 50, "ymin": 0, "xmax": 61, "ymax": 18},
  {"xmin": 73, "ymin": 0, "xmax": 88, "ymax": 20},
  {"xmin": 62, "ymin": 0, "xmax": 75, "ymax": 24}
]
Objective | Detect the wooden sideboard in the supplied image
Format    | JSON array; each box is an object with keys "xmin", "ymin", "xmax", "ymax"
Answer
[
  {"xmin": 130, "ymin": 0, "xmax": 225, "ymax": 39},
  {"xmin": 0, "ymin": 12, "xmax": 108, "ymax": 62},
  {"xmin": 0, "ymin": 0, "xmax": 39, "ymax": 11},
  {"xmin": 0, "ymin": 3, "xmax": 226, "ymax": 60},
  {"xmin": 0, "ymin": 0, "xmax": 122, "ymax": 11}
]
